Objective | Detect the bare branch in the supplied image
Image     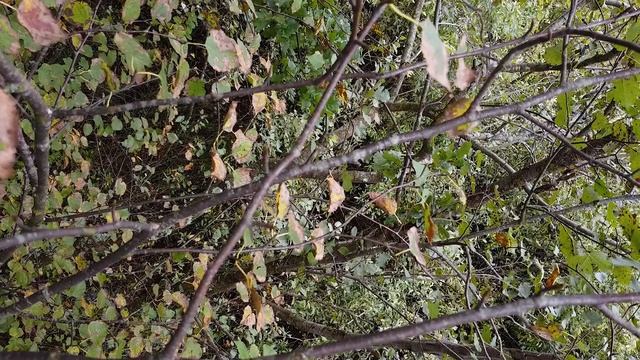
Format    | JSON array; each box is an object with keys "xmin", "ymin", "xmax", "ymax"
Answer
[{"xmin": 597, "ymin": 305, "xmax": 640, "ymax": 338}]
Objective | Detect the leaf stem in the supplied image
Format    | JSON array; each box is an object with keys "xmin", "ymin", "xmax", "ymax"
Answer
[{"xmin": 388, "ymin": 4, "xmax": 422, "ymax": 28}]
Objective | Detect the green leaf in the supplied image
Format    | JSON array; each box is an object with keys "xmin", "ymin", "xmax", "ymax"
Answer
[
  {"xmin": 114, "ymin": 32, "xmax": 152, "ymax": 74},
  {"xmin": 87, "ymin": 320, "xmax": 108, "ymax": 345},
  {"xmin": 114, "ymin": 178, "xmax": 127, "ymax": 196},
  {"xmin": 67, "ymin": 2, "xmax": 92, "ymax": 26},
  {"xmin": 232, "ymin": 130, "xmax": 253, "ymax": 164},
  {"xmin": 151, "ymin": 0, "xmax": 176, "ymax": 22},
  {"xmin": 608, "ymin": 76, "xmax": 640, "ymax": 116},
  {"xmin": 128, "ymin": 336, "xmax": 144, "ymax": 358},
  {"xmin": 181, "ymin": 337, "xmax": 202, "ymax": 359},
  {"xmin": 205, "ymin": 29, "xmax": 239, "ymax": 72},
  {"xmin": 186, "ymin": 78, "xmax": 205, "ymax": 97},
  {"xmin": 235, "ymin": 340, "xmax": 251, "ymax": 360},
  {"xmin": 554, "ymin": 92, "xmax": 572, "ymax": 128},
  {"xmin": 543, "ymin": 43, "xmax": 562, "ymax": 65},
  {"xmin": 291, "ymin": 0, "xmax": 303, "ymax": 13},
  {"xmin": 122, "ymin": 0, "xmax": 141, "ymax": 24},
  {"xmin": 111, "ymin": 117, "xmax": 123, "ymax": 131},
  {"xmin": 0, "ymin": 15, "xmax": 19, "ymax": 55},
  {"xmin": 307, "ymin": 51, "xmax": 324, "ymax": 70}
]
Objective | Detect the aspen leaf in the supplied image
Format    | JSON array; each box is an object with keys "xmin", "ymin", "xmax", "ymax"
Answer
[
  {"xmin": 252, "ymin": 92, "xmax": 267, "ymax": 114},
  {"xmin": 222, "ymin": 101, "xmax": 238, "ymax": 132},
  {"xmin": 17, "ymin": 0, "xmax": 67, "ymax": 46},
  {"xmin": 420, "ymin": 20, "xmax": 451, "ymax": 91},
  {"xmin": 113, "ymin": 33, "xmax": 152, "ymax": 75},
  {"xmin": 240, "ymin": 305, "xmax": 256, "ymax": 327},
  {"xmin": 368, "ymin": 192, "xmax": 397, "ymax": 215},
  {"xmin": 205, "ymin": 29, "xmax": 239, "ymax": 72},
  {"xmin": 408, "ymin": 227, "xmax": 427, "ymax": 266},
  {"xmin": 232, "ymin": 130, "xmax": 253, "ymax": 164},
  {"xmin": 530, "ymin": 323, "xmax": 562, "ymax": 341},
  {"xmin": 287, "ymin": 211, "xmax": 305, "ymax": 255},
  {"xmin": 454, "ymin": 35, "xmax": 477, "ymax": 90},
  {"xmin": 276, "ymin": 183, "xmax": 290, "ymax": 219},
  {"xmin": 0, "ymin": 90, "xmax": 19, "ymax": 180},
  {"xmin": 236, "ymin": 282, "xmax": 249, "ymax": 302},
  {"xmin": 253, "ymin": 251, "xmax": 267, "ymax": 282},
  {"xmin": 545, "ymin": 265, "xmax": 561, "ymax": 289},
  {"xmin": 210, "ymin": 150, "xmax": 227, "ymax": 182},
  {"xmin": 495, "ymin": 232, "xmax": 509, "ymax": 248},
  {"xmin": 327, "ymin": 176, "xmax": 345, "ymax": 213}
]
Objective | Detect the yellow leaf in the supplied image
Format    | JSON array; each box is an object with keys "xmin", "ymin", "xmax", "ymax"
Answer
[
  {"xmin": 252, "ymin": 92, "xmax": 267, "ymax": 114},
  {"xmin": 327, "ymin": 176, "xmax": 345, "ymax": 213},
  {"xmin": 368, "ymin": 192, "xmax": 398, "ymax": 215},
  {"xmin": 114, "ymin": 294, "xmax": 127, "ymax": 309},
  {"xmin": 276, "ymin": 183, "xmax": 290, "ymax": 219},
  {"xmin": 425, "ymin": 216, "xmax": 437, "ymax": 245},
  {"xmin": 531, "ymin": 323, "xmax": 562, "ymax": 341},
  {"xmin": 436, "ymin": 97, "xmax": 478, "ymax": 137}
]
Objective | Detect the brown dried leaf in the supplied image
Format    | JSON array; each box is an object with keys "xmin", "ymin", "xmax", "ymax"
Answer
[
  {"xmin": 425, "ymin": 216, "xmax": 437, "ymax": 245},
  {"xmin": 249, "ymin": 286, "xmax": 262, "ymax": 314},
  {"xmin": 232, "ymin": 168, "xmax": 252, "ymax": 188},
  {"xmin": 222, "ymin": 101, "xmax": 238, "ymax": 132},
  {"xmin": 454, "ymin": 35, "xmax": 477, "ymax": 90},
  {"xmin": 0, "ymin": 90, "xmax": 19, "ymax": 180},
  {"xmin": 210, "ymin": 150, "xmax": 227, "ymax": 182},
  {"xmin": 408, "ymin": 227, "xmax": 427, "ymax": 266},
  {"xmin": 17, "ymin": 0, "xmax": 66, "ymax": 46},
  {"xmin": 545, "ymin": 265, "xmax": 561, "ymax": 289},
  {"xmin": 311, "ymin": 225, "xmax": 326, "ymax": 261},
  {"xmin": 327, "ymin": 176, "xmax": 345, "ymax": 213},
  {"xmin": 235, "ymin": 40, "xmax": 252, "ymax": 74},
  {"xmin": 495, "ymin": 232, "xmax": 509, "ymax": 248},
  {"xmin": 368, "ymin": 192, "xmax": 397, "ymax": 215},
  {"xmin": 276, "ymin": 183, "xmax": 290, "ymax": 219},
  {"xmin": 419, "ymin": 20, "xmax": 450, "ymax": 91},
  {"xmin": 171, "ymin": 291, "xmax": 189, "ymax": 312},
  {"xmin": 270, "ymin": 91, "xmax": 286, "ymax": 114},
  {"xmin": 256, "ymin": 304, "xmax": 274, "ymax": 332}
]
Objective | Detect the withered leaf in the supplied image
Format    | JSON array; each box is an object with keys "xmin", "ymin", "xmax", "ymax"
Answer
[
  {"xmin": 17, "ymin": 0, "xmax": 67, "ymax": 46},
  {"xmin": 327, "ymin": 176, "xmax": 345, "ymax": 213},
  {"xmin": 368, "ymin": 192, "xmax": 397, "ymax": 215}
]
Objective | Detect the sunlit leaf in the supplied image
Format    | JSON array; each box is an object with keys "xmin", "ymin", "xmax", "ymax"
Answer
[
  {"xmin": 223, "ymin": 101, "xmax": 238, "ymax": 132},
  {"xmin": 437, "ymin": 97, "xmax": 476, "ymax": 136},
  {"xmin": 0, "ymin": 90, "xmax": 18, "ymax": 180},
  {"xmin": 17, "ymin": 0, "xmax": 67, "ymax": 46},
  {"xmin": 327, "ymin": 176, "xmax": 345, "ymax": 213},
  {"xmin": 276, "ymin": 183, "xmax": 290, "ymax": 219},
  {"xmin": 368, "ymin": 192, "xmax": 397, "ymax": 215},
  {"xmin": 420, "ymin": 19, "xmax": 450, "ymax": 91}
]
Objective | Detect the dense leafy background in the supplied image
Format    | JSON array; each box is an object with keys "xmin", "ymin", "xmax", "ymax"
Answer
[{"xmin": 0, "ymin": 0, "xmax": 640, "ymax": 359}]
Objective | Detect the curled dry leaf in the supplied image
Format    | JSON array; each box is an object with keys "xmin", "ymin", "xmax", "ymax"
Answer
[
  {"xmin": 368, "ymin": 192, "xmax": 397, "ymax": 215},
  {"xmin": 310, "ymin": 224, "xmax": 326, "ymax": 261},
  {"xmin": 420, "ymin": 19, "xmax": 450, "ymax": 91},
  {"xmin": 454, "ymin": 34, "xmax": 477, "ymax": 91},
  {"xmin": 425, "ymin": 215, "xmax": 437, "ymax": 245},
  {"xmin": 276, "ymin": 183, "xmax": 290, "ymax": 219},
  {"xmin": 210, "ymin": 150, "xmax": 227, "ymax": 182},
  {"xmin": 270, "ymin": 91, "xmax": 286, "ymax": 114},
  {"xmin": 545, "ymin": 265, "xmax": 561, "ymax": 289},
  {"xmin": 17, "ymin": 0, "xmax": 67, "ymax": 46},
  {"xmin": 408, "ymin": 227, "xmax": 427, "ymax": 266},
  {"xmin": 252, "ymin": 92, "xmax": 268, "ymax": 114},
  {"xmin": 0, "ymin": 89, "xmax": 18, "ymax": 181},
  {"xmin": 222, "ymin": 101, "xmax": 238, "ymax": 132},
  {"xmin": 171, "ymin": 291, "xmax": 189, "ymax": 312},
  {"xmin": 327, "ymin": 176, "xmax": 345, "ymax": 213}
]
